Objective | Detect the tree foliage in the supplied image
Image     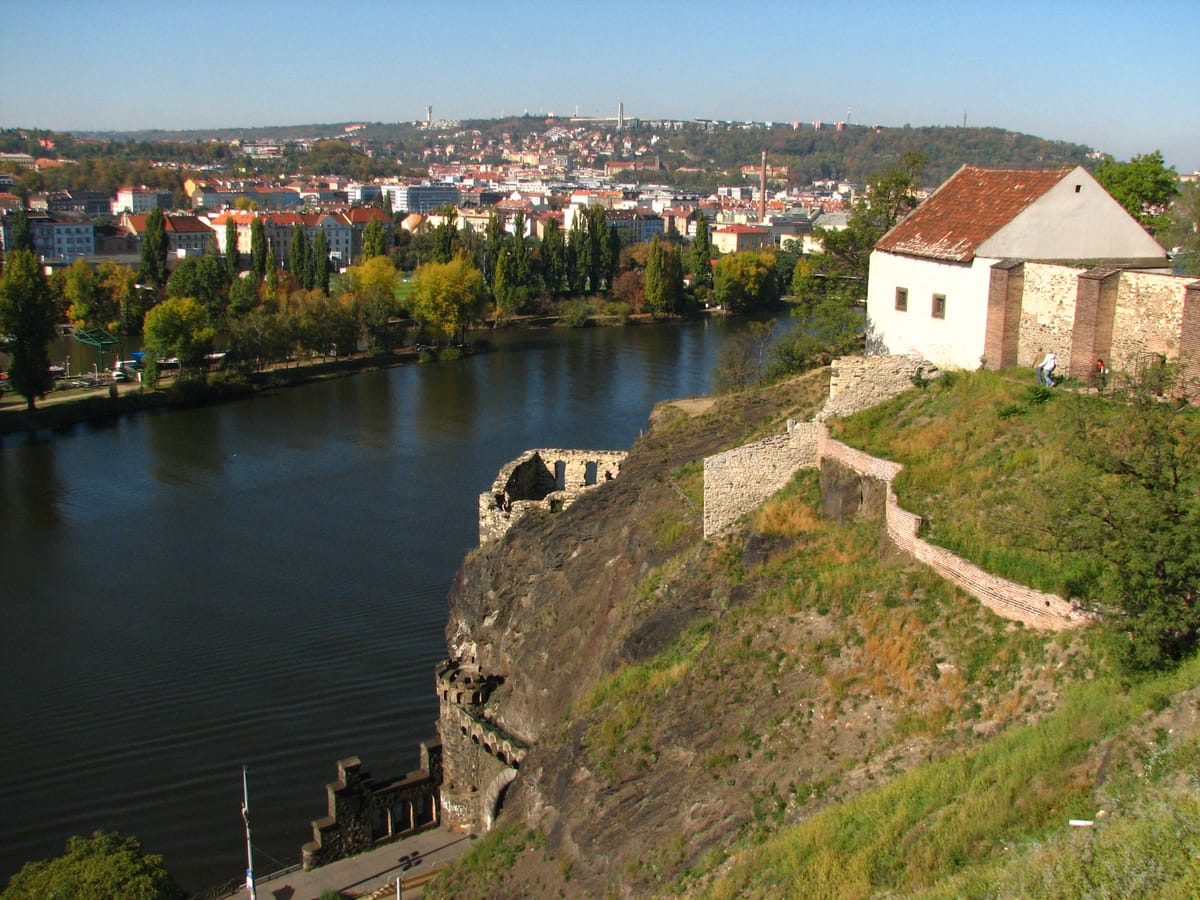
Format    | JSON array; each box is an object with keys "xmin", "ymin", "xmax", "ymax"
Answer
[
  {"xmin": 138, "ymin": 208, "xmax": 169, "ymax": 290},
  {"xmin": 224, "ymin": 216, "xmax": 239, "ymax": 281},
  {"xmin": 142, "ymin": 295, "xmax": 215, "ymax": 381},
  {"xmin": 713, "ymin": 250, "xmax": 781, "ymax": 313},
  {"xmin": 1058, "ymin": 365, "xmax": 1200, "ymax": 671},
  {"xmin": 312, "ymin": 227, "xmax": 331, "ymax": 296},
  {"xmin": 0, "ymin": 831, "xmax": 183, "ymax": 900},
  {"xmin": 0, "ymin": 249, "xmax": 58, "ymax": 410},
  {"xmin": 808, "ymin": 151, "xmax": 927, "ymax": 298},
  {"xmin": 361, "ymin": 217, "xmax": 387, "ymax": 262},
  {"xmin": 411, "ymin": 251, "xmax": 486, "ymax": 342},
  {"xmin": 690, "ymin": 212, "xmax": 713, "ymax": 288},
  {"xmin": 1094, "ymin": 150, "xmax": 1178, "ymax": 236},
  {"xmin": 249, "ymin": 216, "xmax": 266, "ymax": 279},
  {"xmin": 166, "ymin": 256, "xmax": 226, "ymax": 320}
]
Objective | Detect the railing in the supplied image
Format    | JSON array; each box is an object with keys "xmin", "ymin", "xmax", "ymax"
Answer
[{"xmin": 190, "ymin": 863, "xmax": 301, "ymax": 900}]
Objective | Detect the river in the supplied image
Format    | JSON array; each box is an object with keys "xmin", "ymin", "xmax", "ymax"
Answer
[{"xmin": 0, "ymin": 316, "xmax": 761, "ymax": 891}]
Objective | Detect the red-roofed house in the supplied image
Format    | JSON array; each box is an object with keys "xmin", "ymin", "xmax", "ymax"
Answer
[
  {"xmin": 122, "ymin": 213, "xmax": 215, "ymax": 257},
  {"xmin": 866, "ymin": 165, "xmax": 1171, "ymax": 371},
  {"xmin": 710, "ymin": 224, "xmax": 770, "ymax": 254}
]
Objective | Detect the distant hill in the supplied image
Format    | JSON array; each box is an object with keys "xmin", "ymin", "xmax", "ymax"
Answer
[{"xmin": 64, "ymin": 118, "xmax": 1096, "ymax": 188}]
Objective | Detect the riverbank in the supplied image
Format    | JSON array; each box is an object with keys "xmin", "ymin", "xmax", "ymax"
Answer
[
  {"xmin": 0, "ymin": 349, "xmax": 424, "ymax": 436},
  {"xmin": 0, "ymin": 307, "xmax": 737, "ymax": 437}
]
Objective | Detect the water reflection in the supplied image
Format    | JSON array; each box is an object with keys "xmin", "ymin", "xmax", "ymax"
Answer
[{"xmin": 0, "ymin": 315, "xmax": 768, "ymax": 891}]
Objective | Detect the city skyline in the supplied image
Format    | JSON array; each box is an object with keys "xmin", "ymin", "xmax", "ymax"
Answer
[{"xmin": 4, "ymin": 0, "xmax": 1198, "ymax": 172}]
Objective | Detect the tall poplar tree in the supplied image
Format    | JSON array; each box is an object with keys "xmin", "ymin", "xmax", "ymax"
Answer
[
  {"xmin": 662, "ymin": 242, "xmax": 685, "ymax": 314},
  {"xmin": 0, "ymin": 249, "xmax": 58, "ymax": 410},
  {"xmin": 644, "ymin": 236, "xmax": 665, "ymax": 315},
  {"xmin": 361, "ymin": 218, "xmax": 386, "ymax": 262},
  {"xmin": 691, "ymin": 212, "xmax": 713, "ymax": 288},
  {"xmin": 567, "ymin": 213, "xmax": 587, "ymax": 294},
  {"xmin": 312, "ymin": 228, "xmax": 331, "ymax": 296},
  {"xmin": 585, "ymin": 205, "xmax": 607, "ymax": 291},
  {"xmin": 289, "ymin": 225, "xmax": 310, "ymax": 288},
  {"xmin": 483, "ymin": 213, "xmax": 506, "ymax": 286},
  {"xmin": 139, "ymin": 208, "xmax": 169, "ymax": 290},
  {"xmin": 224, "ymin": 216, "xmax": 239, "ymax": 281},
  {"xmin": 540, "ymin": 217, "xmax": 565, "ymax": 295},
  {"xmin": 249, "ymin": 217, "xmax": 266, "ymax": 279},
  {"xmin": 11, "ymin": 208, "xmax": 34, "ymax": 254},
  {"xmin": 264, "ymin": 246, "xmax": 278, "ymax": 301}
]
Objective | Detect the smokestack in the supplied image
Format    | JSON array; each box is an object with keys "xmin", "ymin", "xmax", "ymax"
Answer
[
  {"xmin": 759, "ymin": 149, "xmax": 767, "ymax": 223},
  {"xmin": 618, "ymin": 102, "xmax": 624, "ymax": 130}
]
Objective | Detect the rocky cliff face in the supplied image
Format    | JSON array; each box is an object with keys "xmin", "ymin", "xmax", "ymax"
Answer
[{"xmin": 436, "ymin": 370, "xmax": 1074, "ymax": 897}]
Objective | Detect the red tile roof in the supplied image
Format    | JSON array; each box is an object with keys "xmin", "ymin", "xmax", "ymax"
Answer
[{"xmin": 875, "ymin": 165, "xmax": 1073, "ymax": 262}]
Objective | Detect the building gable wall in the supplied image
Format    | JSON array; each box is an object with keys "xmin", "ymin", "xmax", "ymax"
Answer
[{"xmin": 979, "ymin": 167, "xmax": 1166, "ymax": 263}]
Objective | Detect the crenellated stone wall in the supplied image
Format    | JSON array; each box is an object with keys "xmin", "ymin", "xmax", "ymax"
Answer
[
  {"xmin": 435, "ymin": 658, "xmax": 528, "ymax": 833},
  {"xmin": 479, "ymin": 448, "xmax": 628, "ymax": 544},
  {"xmin": 301, "ymin": 747, "xmax": 443, "ymax": 870}
]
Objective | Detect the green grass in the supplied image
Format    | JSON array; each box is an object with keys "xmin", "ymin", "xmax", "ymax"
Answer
[
  {"xmin": 421, "ymin": 823, "xmax": 544, "ymax": 899},
  {"xmin": 829, "ymin": 368, "xmax": 1125, "ymax": 596},
  {"xmin": 698, "ymin": 654, "xmax": 1200, "ymax": 898}
]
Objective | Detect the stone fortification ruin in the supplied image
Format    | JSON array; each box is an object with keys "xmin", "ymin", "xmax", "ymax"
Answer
[
  {"xmin": 300, "ymin": 747, "xmax": 442, "ymax": 870},
  {"xmin": 704, "ymin": 355, "xmax": 1086, "ymax": 631},
  {"xmin": 435, "ymin": 658, "xmax": 527, "ymax": 833},
  {"xmin": 303, "ymin": 356, "xmax": 1091, "ymax": 863},
  {"xmin": 479, "ymin": 448, "xmax": 627, "ymax": 543}
]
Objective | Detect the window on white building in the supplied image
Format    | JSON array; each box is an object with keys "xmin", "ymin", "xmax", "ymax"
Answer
[
  {"xmin": 932, "ymin": 293, "xmax": 946, "ymax": 320},
  {"xmin": 895, "ymin": 287, "xmax": 908, "ymax": 312}
]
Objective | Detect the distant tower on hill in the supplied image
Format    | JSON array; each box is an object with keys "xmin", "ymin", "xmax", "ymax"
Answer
[
  {"xmin": 426, "ymin": 106, "xmax": 433, "ymax": 128},
  {"xmin": 618, "ymin": 102, "xmax": 625, "ymax": 130}
]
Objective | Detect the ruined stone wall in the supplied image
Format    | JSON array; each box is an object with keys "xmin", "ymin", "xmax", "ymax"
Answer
[
  {"xmin": 1110, "ymin": 270, "xmax": 1191, "ymax": 370},
  {"xmin": 1017, "ymin": 262, "xmax": 1084, "ymax": 369},
  {"xmin": 435, "ymin": 658, "xmax": 529, "ymax": 832},
  {"xmin": 479, "ymin": 448, "xmax": 627, "ymax": 543},
  {"xmin": 700, "ymin": 355, "xmax": 1086, "ymax": 630},
  {"xmin": 702, "ymin": 421, "xmax": 820, "ymax": 538},
  {"xmin": 301, "ymin": 748, "xmax": 442, "ymax": 870},
  {"xmin": 823, "ymin": 355, "xmax": 935, "ymax": 420}
]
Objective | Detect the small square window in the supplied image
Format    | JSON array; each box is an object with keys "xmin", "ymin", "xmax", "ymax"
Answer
[
  {"xmin": 932, "ymin": 293, "xmax": 946, "ymax": 319},
  {"xmin": 895, "ymin": 287, "xmax": 908, "ymax": 312}
]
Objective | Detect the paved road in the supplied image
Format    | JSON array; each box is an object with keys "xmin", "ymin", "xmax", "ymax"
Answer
[{"xmin": 245, "ymin": 827, "xmax": 478, "ymax": 900}]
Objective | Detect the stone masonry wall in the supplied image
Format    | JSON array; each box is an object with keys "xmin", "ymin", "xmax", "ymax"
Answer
[
  {"xmin": 1017, "ymin": 262, "xmax": 1084, "ymax": 370},
  {"xmin": 702, "ymin": 421, "xmax": 820, "ymax": 538},
  {"xmin": 1110, "ymin": 270, "xmax": 1192, "ymax": 370},
  {"xmin": 702, "ymin": 356, "xmax": 1087, "ymax": 631},
  {"xmin": 479, "ymin": 448, "xmax": 627, "ymax": 544},
  {"xmin": 822, "ymin": 355, "xmax": 935, "ymax": 420},
  {"xmin": 818, "ymin": 435, "xmax": 1082, "ymax": 631}
]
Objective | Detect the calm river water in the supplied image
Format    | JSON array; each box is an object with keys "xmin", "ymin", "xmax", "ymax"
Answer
[{"xmin": 0, "ymin": 317, "xmax": 759, "ymax": 891}]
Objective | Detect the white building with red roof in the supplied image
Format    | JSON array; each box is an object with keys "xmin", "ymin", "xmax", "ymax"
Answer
[{"xmin": 866, "ymin": 165, "xmax": 1170, "ymax": 371}]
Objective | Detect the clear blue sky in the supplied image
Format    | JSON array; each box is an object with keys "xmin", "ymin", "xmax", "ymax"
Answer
[{"xmin": 5, "ymin": 0, "xmax": 1198, "ymax": 172}]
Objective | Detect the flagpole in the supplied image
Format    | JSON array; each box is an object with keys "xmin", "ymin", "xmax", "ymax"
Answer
[{"xmin": 242, "ymin": 766, "xmax": 257, "ymax": 900}]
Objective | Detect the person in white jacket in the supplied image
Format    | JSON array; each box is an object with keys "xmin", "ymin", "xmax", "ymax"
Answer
[{"xmin": 1038, "ymin": 351, "xmax": 1058, "ymax": 387}]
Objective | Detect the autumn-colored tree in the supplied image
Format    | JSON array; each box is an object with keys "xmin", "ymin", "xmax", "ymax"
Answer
[{"xmin": 411, "ymin": 251, "xmax": 486, "ymax": 343}]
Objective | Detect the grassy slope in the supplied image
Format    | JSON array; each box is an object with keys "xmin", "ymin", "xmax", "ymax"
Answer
[{"xmin": 426, "ymin": 368, "xmax": 1200, "ymax": 898}]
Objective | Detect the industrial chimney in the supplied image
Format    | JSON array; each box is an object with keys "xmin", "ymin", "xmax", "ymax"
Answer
[{"xmin": 759, "ymin": 149, "xmax": 767, "ymax": 223}]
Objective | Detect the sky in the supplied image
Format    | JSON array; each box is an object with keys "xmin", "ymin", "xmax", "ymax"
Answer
[{"xmin": 3, "ymin": 0, "xmax": 1198, "ymax": 172}]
